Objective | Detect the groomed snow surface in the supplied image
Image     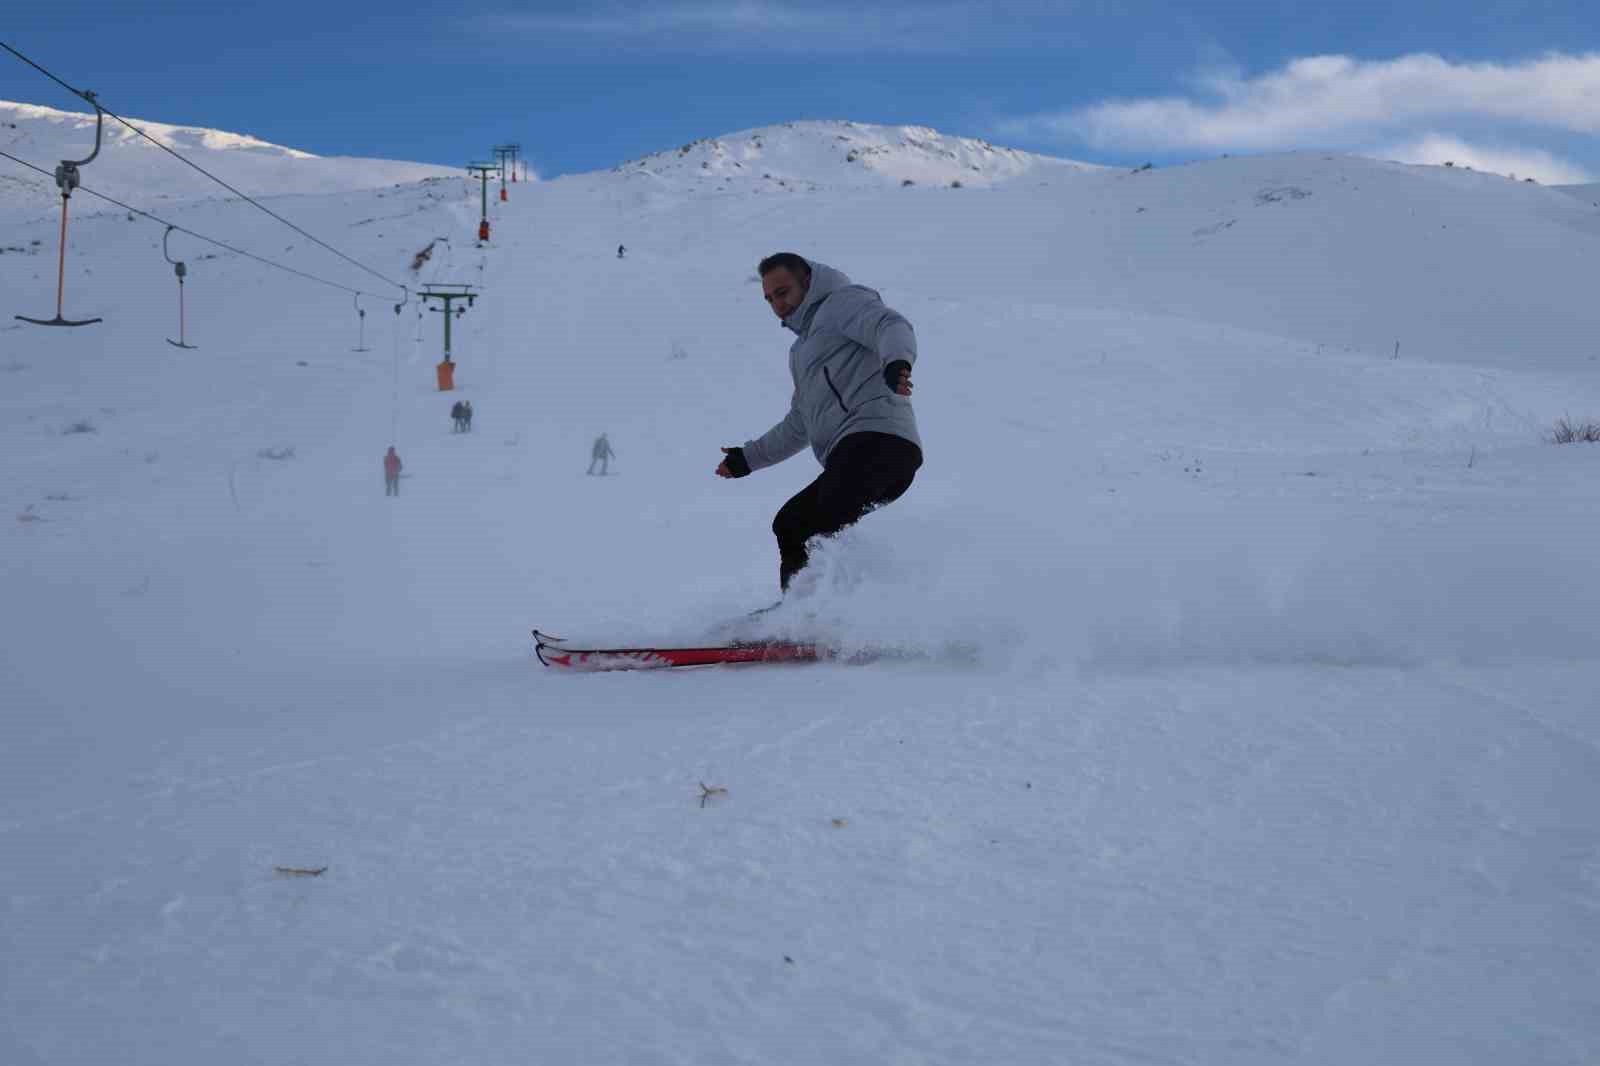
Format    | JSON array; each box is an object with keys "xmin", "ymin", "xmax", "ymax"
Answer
[{"xmin": 3, "ymin": 116, "xmax": 1600, "ymax": 1064}]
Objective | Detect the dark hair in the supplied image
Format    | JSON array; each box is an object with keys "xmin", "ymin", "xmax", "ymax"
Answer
[{"xmin": 757, "ymin": 252, "xmax": 811, "ymax": 279}]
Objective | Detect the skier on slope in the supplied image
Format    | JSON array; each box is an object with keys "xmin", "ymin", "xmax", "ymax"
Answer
[
  {"xmin": 716, "ymin": 253, "xmax": 921, "ymax": 592},
  {"xmin": 588, "ymin": 433, "xmax": 616, "ymax": 476}
]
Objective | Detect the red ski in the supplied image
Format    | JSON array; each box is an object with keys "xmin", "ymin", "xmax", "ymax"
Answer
[{"xmin": 534, "ymin": 630, "xmax": 825, "ymax": 672}]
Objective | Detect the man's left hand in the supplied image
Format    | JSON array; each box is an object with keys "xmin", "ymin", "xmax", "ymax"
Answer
[{"xmin": 885, "ymin": 359, "xmax": 913, "ymax": 397}]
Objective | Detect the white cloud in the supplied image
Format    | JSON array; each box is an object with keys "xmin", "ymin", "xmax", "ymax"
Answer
[
  {"xmin": 1377, "ymin": 134, "xmax": 1594, "ymax": 185},
  {"xmin": 1002, "ymin": 51, "xmax": 1600, "ymax": 150},
  {"xmin": 477, "ymin": 1, "xmax": 979, "ymax": 53}
]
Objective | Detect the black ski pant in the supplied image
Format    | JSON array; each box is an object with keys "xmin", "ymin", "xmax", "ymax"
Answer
[{"xmin": 772, "ymin": 432, "xmax": 922, "ymax": 591}]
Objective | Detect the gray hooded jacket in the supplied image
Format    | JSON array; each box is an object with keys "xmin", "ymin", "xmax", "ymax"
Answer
[{"xmin": 742, "ymin": 261, "xmax": 921, "ymax": 471}]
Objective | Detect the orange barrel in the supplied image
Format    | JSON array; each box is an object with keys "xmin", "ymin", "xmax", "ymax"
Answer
[{"xmin": 436, "ymin": 359, "xmax": 455, "ymax": 391}]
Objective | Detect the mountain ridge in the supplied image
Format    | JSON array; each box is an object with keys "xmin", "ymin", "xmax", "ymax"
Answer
[
  {"xmin": 609, "ymin": 117, "xmax": 1100, "ymax": 190},
  {"xmin": 0, "ymin": 98, "xmax": 460, "ymax": 224}
]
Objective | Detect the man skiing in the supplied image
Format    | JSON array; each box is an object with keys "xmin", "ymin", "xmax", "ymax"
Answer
[
  {"xmin": 588, "ymin": 433, "xmax": 616, "ymax": 476},
  {"xmin": 717, "ymin": 253, "xmax": 921, "ymax": 592}
]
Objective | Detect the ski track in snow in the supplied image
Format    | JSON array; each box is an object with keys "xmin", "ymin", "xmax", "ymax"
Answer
[{"xmin": 3, "ymin": 116, "xmax": 1600, "ymax": 1064}]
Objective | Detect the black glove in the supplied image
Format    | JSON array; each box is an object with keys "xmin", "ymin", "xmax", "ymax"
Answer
[
  {"xmin": 884, "ymin": 359, "xmax": 912, "ymax": 391},
  {"xmin": 722, "ymin": 447, "xmax": 751, "ymax": 478}
]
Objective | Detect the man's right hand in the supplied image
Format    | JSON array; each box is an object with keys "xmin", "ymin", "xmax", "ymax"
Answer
[{"xmin": 716, "ymin": 446, "xmax": 751, "ymax": 478}]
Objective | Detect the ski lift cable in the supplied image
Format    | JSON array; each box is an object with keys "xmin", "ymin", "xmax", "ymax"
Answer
[
  {"xmin": 1, "ymin": 40, "xmax": 406, "ymax": 295},
  {"xmin": 0, "ymin": 148, "xmax": 386, "ymax": 299}
]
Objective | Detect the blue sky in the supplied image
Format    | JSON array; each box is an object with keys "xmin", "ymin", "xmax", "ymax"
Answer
[{"xmin": 5, "ymin": 1, "xmax": 1599, "ymax": 182}]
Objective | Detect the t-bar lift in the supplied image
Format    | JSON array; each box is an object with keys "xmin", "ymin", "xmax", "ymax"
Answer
[
  {"xmin": 17, "ymin": 90, "xmax": 105, "ymax": 327},
  {"xmin": 352, "ymin": 294, "xmax": 371, "ymax": 353},
  {"xmin": 162, "ymin": 226, "xmax": 197, "ymax": 348}
]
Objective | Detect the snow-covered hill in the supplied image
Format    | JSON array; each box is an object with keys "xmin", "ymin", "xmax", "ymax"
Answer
[
  {"xmin": 0, "ymin": 99, "xmax": 459, "ymax": 225},
  {"xmin": 614, "ymin": 118, "xmax": 1098, "ymax": 192},
  {"xmin": 1557, "ymin": 181, "xmax": 1600, "ymax": 208},
  {"xmin": 4, "ymin": 110, "xmax": 1600, "ymax": 1066}
]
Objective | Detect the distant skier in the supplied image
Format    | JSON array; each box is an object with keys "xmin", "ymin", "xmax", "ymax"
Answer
[
  {"xmin": 588, "ymin": 433, "xmax": 616, "ymax": 476},
  {"xmin": 462, "ymin": 400, "xmax": 473, "ymax": 432},
  {"xmin": 383, "ymin": 446, "xmax": 403, "ymax": 496},
  {"xmin": 716, "ymin": 253, "xmax": 920, "ymax": 592},
  {"xmin": 617, "ymin": 244, "xmax": 626, "ymax": 259},
  {"xmin": 450, "ymin": 401, "xmax": 465, "ymax": 433}
]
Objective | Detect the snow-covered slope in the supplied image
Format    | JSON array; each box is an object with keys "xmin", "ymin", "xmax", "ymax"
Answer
[
  {"xmin": 614, "ymin": 118, "xmax": 1098, "ymax": 191},
  {"xmin": 0, "ymin": 99, "xmax": 459, "ymax": 224},
  {"xmin": 4, "ymin": 112, "xmax": 1600, "ymax": 1066},
  {"xmin": 1556, "ymin": 181, "xmax": 1600, "ymax": 208}
]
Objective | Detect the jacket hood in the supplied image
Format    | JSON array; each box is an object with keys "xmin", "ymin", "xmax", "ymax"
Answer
[{"xmin": 782, "ymin": 260, "xmax": 850, "ymax": 333}]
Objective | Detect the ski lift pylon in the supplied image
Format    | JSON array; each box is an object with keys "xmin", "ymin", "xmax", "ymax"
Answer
[
  {"xmin": 162, "ymin": 226, "xmax": 198, "ymax": 349},
  {"xmin": 16, "ymin": 90, "xmax": 105, "ymax": 327}
]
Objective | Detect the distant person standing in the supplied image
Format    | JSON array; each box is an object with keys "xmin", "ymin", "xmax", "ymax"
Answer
[
  {"xmin": 617, "ymin": 244, "xmax": 626, "ymax": 259},
  {"xmin": 384, "ymin": 446, "xmax": 403, "ymax": 496},
  {"xmin": 588, "ymin": 433, "xmax": 616, "ymax": 476},
  {"xmin": 462, "ymin": 400, "xmax": 474, "ymax": 432},
  {"xmin": 450, "ymin": 401, "xmax": 465, "ymax": 433}
]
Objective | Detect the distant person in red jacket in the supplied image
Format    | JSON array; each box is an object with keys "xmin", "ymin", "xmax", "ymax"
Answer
[{"xmin": 384, "ymin": 446, "xmax": 402, "ymax": 496}]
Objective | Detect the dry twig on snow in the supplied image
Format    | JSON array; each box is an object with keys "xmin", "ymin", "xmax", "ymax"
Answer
[{"xmin": 273, "ymin": 865, "xmax": 328, "ymax": 877}]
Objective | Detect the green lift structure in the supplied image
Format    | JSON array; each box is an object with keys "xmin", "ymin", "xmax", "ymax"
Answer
[
  {"xmin": 467, "ymin": 161, "xmax": 499, "ymax": 242},
  {"xmin": 421, "ymin": 283, "xmax": 477, "ymax": 390},
  {"xmin": 493, "ymin": 144, "xmax": 521, "ymax": 200}
]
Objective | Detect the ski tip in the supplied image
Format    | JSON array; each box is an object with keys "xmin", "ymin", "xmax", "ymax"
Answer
[{"xmin": 532, "ymin": 629, "xmax": 560, "ymax": 668}]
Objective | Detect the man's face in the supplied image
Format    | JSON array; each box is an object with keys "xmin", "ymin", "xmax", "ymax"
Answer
[{"xmin": 762, "ymin": 268, "xmax": 808, "ymax": 321}]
